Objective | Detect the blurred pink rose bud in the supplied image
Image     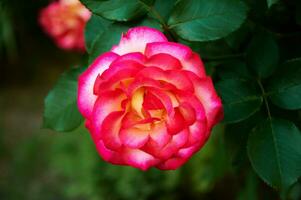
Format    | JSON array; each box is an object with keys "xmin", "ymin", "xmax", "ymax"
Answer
[
  {"xmin": 39, "ymin": 0, "xmax": 91, "ymax": 51},
  {"xmin": 77, "ymin": 27, "xmax": 223, "ymax": 170}
]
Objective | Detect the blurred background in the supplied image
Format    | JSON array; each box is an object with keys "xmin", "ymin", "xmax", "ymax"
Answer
[{"xmin": 0, "ymin": 0, "xmax": 298, "ymax": 199}]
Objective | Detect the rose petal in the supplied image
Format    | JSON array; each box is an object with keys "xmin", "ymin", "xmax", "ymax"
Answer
[
  {"xmin": 187, "ymin": 72, "xmax": 223, "ymax": 129},
  {"xmin": 91, "ymin": 89, "xmax": 126, "ymax": 139},
  {"xmin": 166, "ymin": 109, "xmax": 185, "ymax": 135},
  {"xmin": 123, "ymin": 148, "xmax": 160, "ymax": 170},
  {"xmin": 111, "ymin": 27, "xmax": 168, "ymax": 55},
  {"xmin": 95, "ymin": 140, "xmax": 123, "ymax": 164},
  {"xmin": 100, "ymin": 111, "xmax": 124, "ymax": 150},
  {"xmin": 149, "ymin": 122, "xmax": 171, "ymax": 147},
  {"xmin": 120, "ymin": 127, "xmax": 150, "ymax": 148},
  {"xmin": 145, "ymin": 53, "xmax": 182, "ymax": 70},
  {"xmin": 136, "ymin": 67, "xmax": 194, "ymax": 92},
  {"xmin": 110, "ymin": 52, "xmax": 145, "ymax": 65},
  {"xmin": 143, "ymin": 90, "xmax": 165, "ymax": 110},
  {"xmin": 178, "ymin": 102, "xmax": 196, "ymax": 126},
  {"xmin": 145, "ymin": 42, "xmax": 206, "ymax": 77},
  {"xmin": 78, "ymin": 52, "xmax": 119, "ymax": 118},
  {"xmin": 157, "ymin": 157, "xmax": 187, "ymax": 170},
  {"xmin": 143, "ymin": 129, "xmax": 188, "ymax": 160}
]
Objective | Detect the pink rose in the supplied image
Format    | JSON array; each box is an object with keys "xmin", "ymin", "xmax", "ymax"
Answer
[
  {"xmin": 39, "ymin": 0, "xmax": 91, "ymax": 51},
  {"xmin": 77, "ymin": 27, "xmax": 223, "ymax": 170}
]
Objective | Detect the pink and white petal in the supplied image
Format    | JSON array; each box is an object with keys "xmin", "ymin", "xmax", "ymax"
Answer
[
  {"xmin": 186, "ymin": 120, "xmax": 207, "ymax": 146},
  {"xmin": 136, "ymin": 67, "xmax": 194, "ymax": 92},
  {"xmin": 111, "ymin": 27, "xmax": 168, "ymax": 55},
  {"xmin": 187, "ymin": 72, "xmax": 223, "ymax": 129},
  {"xmin": 143, "ymin": 129, "xmax": 189, "ymax": 160},
  {"xmin": 149, "ymin": 122, "xmax": 171, "ymax": 147},
  {"xmin": 91, "ymin": 90, "xmax": 126, "ymax": 139},
  {"xmin": 110, "ymin": 52, "xmax": 145, "ymax": 65},
  {"xmin": 123, "ymin": 148, "xmax": 160, "ymax": 170},
  {"xmin": 78, "ymin": 52, "xmax": 119, "ymax": 118},
  {"xmin": 177, "ymin": 143, "xmax": 202, "ymax": 159},
  {"xmin": 95, "ymin": 140, "xmax": 124, "ymax": 165},
  {"xmin": 120, "ymin": 127, "xmax": 150, "ymax": 148},
  {"xmin": 145, "ymin": 53, "xmax": 182, "ymax": 70},
  {"xmin": 100, "ymin": 111, "xmax": 124, "ymax": 150},
  {"xmin": 157, "ymin": 157, "xmax": 187, "ymax": 170},
  {"xmin": 182, "ymin": 52, "xmax": 206, "ymax": 78},
  {"xmin": 145, "ymin": 42, "xmax": 206, "ymax": 77},
  {"xmin": 100, "ymin": 60, "xmax": 144, "ymax": 81},
  {"xmin": 145, "ymin": 42, "xmax": 191, "ymax": 60}
]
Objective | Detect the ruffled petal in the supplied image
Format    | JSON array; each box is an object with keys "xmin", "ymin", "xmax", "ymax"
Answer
[
  {"xmin": 143, "ymin": 129, "xmax": 188, "ymax": 160},
  {"xmin": 178, "ymin": 102, "xmax": 196, "ymax": 126},
  {"xmin": 136, "ymin": 67, "xmax": 194, "ymax": 92},
  {"xmin": 111, "ymin": 27, "xmax": 168, "ymax": 55},
  {"xmin": 123, "ymin": 148, "xmax": 160, "ymax": 170},
  {"xmin": 166, "ymin": 109, "xmax": 185, "ymax": 135},
  {"xmin": 157, "ymin": 157, "xmax": 187, "ymax": 170},
  {"xmin": 187, "ymin": 72, "xmax": 223, "ymax": 129},
  {"xmin": 145, "ymin": 53, "xmax": 182, "ymax": 70},
  {"xmin": 95, "ymin": 140, "xmax": 123, "ymax": 165},
  {"xmin": 149, "ymin": 122, "xmax": 171, "ymax": 147},
  {"xmin": 145, "ymin": 42, "xmax": 206, "ymax": 77},
  {"xmin": 91, "ymin": 90, "xmax": 126, "ymax": 139},
  {"xmin": 120, "ymin": 127, "xmax": 150, "ymax": 148},
  {"xmin": 78, "ymin": 52, "xmax": 119, "ymax": 118},
  {"xmin": 100, "ymin": 111, "xmax": 124, "ymax": 150},
  {"xmin": 110, "ymin": 52, "xmax": 145, "ymax": 65}
]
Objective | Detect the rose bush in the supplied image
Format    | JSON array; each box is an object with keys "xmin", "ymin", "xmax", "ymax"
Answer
[
  {"xmin": 77, "ymin": 27, "xmax": 223, "ymax": 170},
  {"xmin": 39, "ymin": 0, "xmax": 91, "ymax": 51}
]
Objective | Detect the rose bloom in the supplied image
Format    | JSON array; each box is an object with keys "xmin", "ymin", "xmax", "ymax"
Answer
[
  {"xmin": 77, "ymin": 27, "xmax": 223, "ymax": 170},
  {"xmin": 39, "ymin": 0, "xmax": 91, "ymax": 51}
]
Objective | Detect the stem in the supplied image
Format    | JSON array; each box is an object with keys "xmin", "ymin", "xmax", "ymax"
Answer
[
  {"xmin": 139, "ymin": 1, "xmax": 178, "ymax": 41},
  {"xmin": 202, "ymin": 53, "xmax": 245, "ymax": 62},
  {"xmin": 257, "ymin": 79, "xmax": 272, "ymax": 119}
]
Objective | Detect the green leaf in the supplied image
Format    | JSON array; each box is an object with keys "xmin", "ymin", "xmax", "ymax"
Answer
[
  {"xmin": 217, "ymin": 60, "xmax": 252, "ymax": 80},
  {"xmin": 216, "ymin": 79, "xmax": 263, "ymax": 123},
  {"xmin": 152, "ymin": 0, "xmax": 175, "ymax": 21},
  {"xmin": 267, "ymin": 58, "xmax": 301, "ymax": 110},
  {"xmin": 85, "ymin": 14, "xmax": 112, "ymax": 53},
  {"xmin": 168, "ymin": 0, "xmax": 248, "ymax": 42},
  {"xmin": 246, "ymin": 32, "xmax": 279, "ymax": 78},
  {"xmin": 224, "ymin": 111, "xmax": 265, "ymax": 169},
  {"xmin": 225, "ymin": 22, "xmax": 252, "ymax": 50},
  {"xmin": 43, "ymin": 67, "xmax": 84, "ymax": 132},
  {"xmin": 81, "ymin": 0, "xmax": 152, "ymax": 21},
  {"xmin": 247, "ymin": 118, "xmax": 301, "ymax": 192},
  {"xmin": 89, "ymin": 24, "xmax": 129, "ymax": 63},
  {"xmin": 267, "ymin": 0, "xmax": 278, "ymax": 8}
]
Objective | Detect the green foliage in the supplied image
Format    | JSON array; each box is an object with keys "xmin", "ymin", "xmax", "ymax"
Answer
[
  {"xmin": 42, "ymin": 0, "xmax": 301, "ymax": 198},
  {"xmin": 267, "ymin": 58, "xmax": 301, "ymax": 110},
  {"xmin": 43, "ymin": 67, "xmax": 84, "ymax": 132},
  {"xmin": 88, "ymin": 23, "xmax": 128, "ymax": 62},
  {"xmin": 247, "ymin": 118, "xmax": 301, "ymax": 192},
  {"xmin": 216, "ymin": 79, "xmax": 263, "ymax": 123},
  {"xmin": 246, "ymin": 32, "xmax": 279, "ymax": 78},
  {"xmin": 80, "ymin": 0, "xmax": 153, "ymax": 21},
  {"xmin": 168, "ymin": 0, "xmax": 248, "ymax": 41},
  {"xmin": 85, "ymin": 14, "xmax": 112, "ymax": 53}
]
